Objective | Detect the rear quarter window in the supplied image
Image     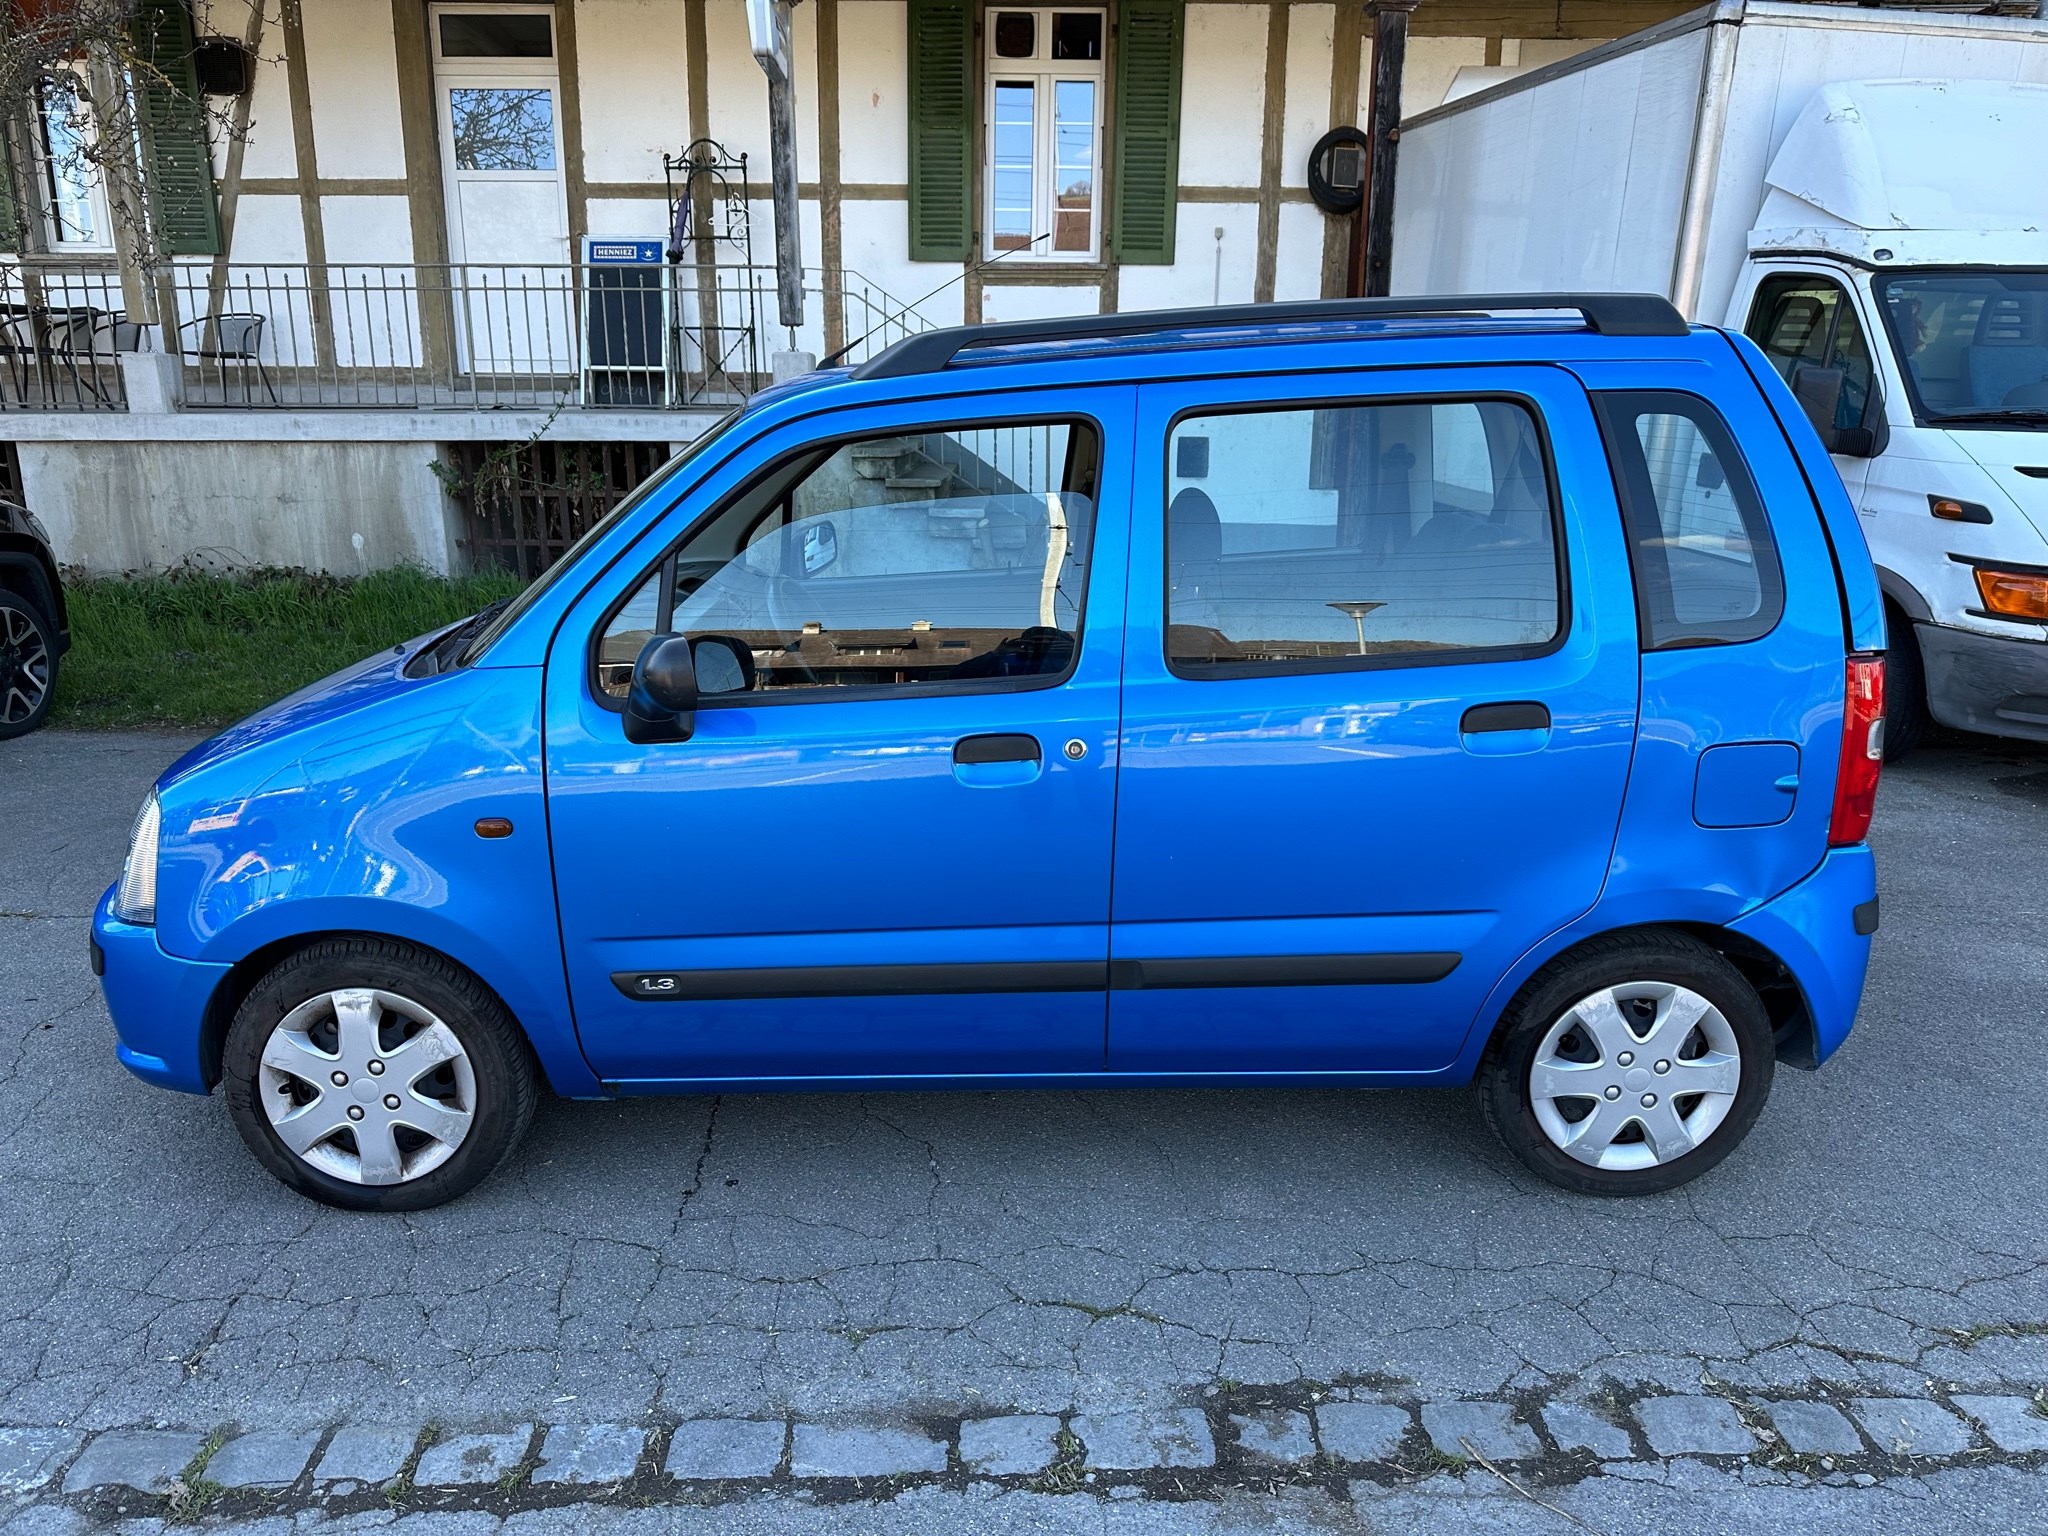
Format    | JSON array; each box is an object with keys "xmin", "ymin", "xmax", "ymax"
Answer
[{"xmin": 1593, "ymin": 391, "xmax": 1785, "ymax": 650}]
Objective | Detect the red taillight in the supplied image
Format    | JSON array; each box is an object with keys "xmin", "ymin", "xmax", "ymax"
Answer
[{"xmin": 1829, "ymin": 654, "xmax": 1886, "ymax": 846}]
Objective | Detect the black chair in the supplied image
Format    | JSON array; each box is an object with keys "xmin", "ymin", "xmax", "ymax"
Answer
[{"xmin": 180, "ymin": 312, "xmax": 276, "ymax": 403}]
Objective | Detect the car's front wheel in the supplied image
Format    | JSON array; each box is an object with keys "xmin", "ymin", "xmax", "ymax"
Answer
[
  {"xmin": 222, "ymin": 937, "xmax": 537, "ymax": 1211},
  {"xmin": 0, "ymin": 589, "xmax": 57, "ymax": 741},
  {"xmin": 1479, "ymin": 931, "xmax": 1775, "ymax": 1195}
]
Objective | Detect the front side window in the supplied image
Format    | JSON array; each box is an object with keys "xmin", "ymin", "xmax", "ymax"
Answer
[
  {"xmin": 1745, "ymin": 275, "xmax": 1877, "ymax": 433},
  {"xmin": 985, "ymin": 9, "xmax": 1104, "ymax": 259},
  {"xmin": 1594, "ymin": 391, "xmax": 1784, "ymax": 650},
  {"xmin": 1164, "ymin": 398, "xmax": 1561, "ymax": 674},
  {"xmin": 1872, "ymin": 268, "xmax": 2048, "ymax": 423},
  {"xmin": 597, "ymin": 420, "xmax": 1100, "ymax": 700}
]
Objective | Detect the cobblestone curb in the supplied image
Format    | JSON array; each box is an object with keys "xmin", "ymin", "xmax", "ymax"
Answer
[{"xmin": 8, "ymin": 1379, "xmax": 2046, "ymax": 1524}]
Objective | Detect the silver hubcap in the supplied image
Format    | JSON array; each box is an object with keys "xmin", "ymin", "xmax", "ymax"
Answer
[
  {"xmin": 1529, "ymin": 982, "xmax": 1741, "ymax": 1171},
  {"xmin": 0, "ymin": 605, "xmax": 50, "ymax": 725},
  {"xmin": 258, "ymin": 988, "xmax": 476, "ymax": 1186}
]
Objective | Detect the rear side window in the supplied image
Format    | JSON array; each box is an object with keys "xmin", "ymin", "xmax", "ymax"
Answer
[
  {"xmin": 1164, "ymin": 397, "xmax": 1562, "ymax": 674},
  {"xmin": 1594, "ymin": 391, "xmax": 1784, "ymax": 650}
]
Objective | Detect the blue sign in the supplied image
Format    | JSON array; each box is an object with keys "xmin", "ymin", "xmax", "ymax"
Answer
[{"xmin": 584, "ymin": 237, "xmax": 664, "ymax": 266}]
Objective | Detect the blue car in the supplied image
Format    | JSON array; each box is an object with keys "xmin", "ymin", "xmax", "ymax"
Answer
[{"xmin": 92, "ymin": 295, "xmax": 1887, "ymax": 1210}]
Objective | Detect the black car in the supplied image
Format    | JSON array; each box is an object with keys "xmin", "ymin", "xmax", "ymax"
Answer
[{"xmin": 0, "ymin": 498, "xmax": 67, "ymax": 739}]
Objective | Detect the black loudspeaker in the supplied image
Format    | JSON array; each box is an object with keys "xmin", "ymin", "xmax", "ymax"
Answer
[{"xmin": 194, "ymin": 37, "xmax": 254, "ymax": 97}]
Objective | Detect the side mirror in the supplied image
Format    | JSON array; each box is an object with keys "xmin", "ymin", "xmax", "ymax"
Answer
[
  {"xmin": 799, "ymin": 519, "xmax": 838, "ymax": 577},
  {"xmin": 624, "ymin": 634, "xmax": 697, "ymax": 743},
  {"xmin": 622, "ymin": 633, "xmax": 758, "ymax": 744}
]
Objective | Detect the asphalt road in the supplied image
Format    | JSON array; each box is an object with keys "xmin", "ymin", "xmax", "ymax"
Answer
[{"xmin": 3, "ymin": 726, "xmax": 2046, "ymax": 1533}]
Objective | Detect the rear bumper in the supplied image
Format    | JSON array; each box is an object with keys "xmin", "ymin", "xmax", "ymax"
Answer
[
  {"xmin": 92, "ymin": 883, "xmax": 229, "ymax": 1095},
  {"xmin": 1916, "ymin": 621, "xmax": 2048, "ymax": 741},
  {"xmin": 1728, "ymin": 844, "xmax": 1877, "ymax": 1068}
]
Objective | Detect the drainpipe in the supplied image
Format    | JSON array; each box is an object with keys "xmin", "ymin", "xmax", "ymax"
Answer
[
  {"xmin": 1359, "ymin": 0, "xmax": 1416, "ymax": 298},
  {"xmin": 1669, "ymin": 6, "xmax": 1742, "ymax": 320}
]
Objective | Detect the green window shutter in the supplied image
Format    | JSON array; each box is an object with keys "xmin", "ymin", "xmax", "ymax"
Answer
[
  {"xmin": 907, "ymin": 0, "xmax": 973, "ymax": 262},
  {"xmin": 131, "ymin": 0, "xmax": 222, "ymax": 256},
  {"xmin": 1111, "ymin": 0, "xmax": 1184, "ymax": 266}
]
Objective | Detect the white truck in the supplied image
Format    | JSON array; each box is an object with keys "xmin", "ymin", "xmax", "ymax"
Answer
[{"xmin": 1392, "ymin": 0, "xmax": 2048, "ymax": 754}]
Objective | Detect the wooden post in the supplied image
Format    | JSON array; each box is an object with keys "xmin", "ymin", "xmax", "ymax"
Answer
[{"xmin": 1360, "ymin": 0, "xmax": 1415, "ymax": 298}]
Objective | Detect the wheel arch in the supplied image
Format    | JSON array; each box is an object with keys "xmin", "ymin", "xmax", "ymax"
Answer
[
  {"xmin": 199, "ymin": 929, "xmax": 554, "ymax": 1092},
  {"xmin": 1484, "ymin": 920, "xmax": 1821, "ymax": 1071}
]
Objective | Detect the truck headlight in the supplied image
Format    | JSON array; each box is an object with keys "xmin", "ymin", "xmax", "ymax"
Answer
[{"xmin": 113, "ymin": 791, "xmax": 161, "ymax": 926}]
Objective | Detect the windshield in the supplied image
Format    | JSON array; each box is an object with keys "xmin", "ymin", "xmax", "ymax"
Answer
[
  {"xmin": 1873, "ymin": 269, "xmax": 2048, "ymax": 426},
  {"xmin": 455, "ymin": 408, "xmax": 744, "ymax": 665}
]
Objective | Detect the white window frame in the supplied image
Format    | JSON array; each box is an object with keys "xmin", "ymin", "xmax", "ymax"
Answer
[
  {"xmin": 34, "ymin": 62, "xmax": 114, "ymax": 254},
  {"xmin": 983, "ymin": 8, "xmax": 1106, "ymax": 263}
]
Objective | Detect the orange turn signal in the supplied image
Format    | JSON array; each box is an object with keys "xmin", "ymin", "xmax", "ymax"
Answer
[{"xmin": 1973, "ymin": 568, "xmax": 2048, "ymax": 622}]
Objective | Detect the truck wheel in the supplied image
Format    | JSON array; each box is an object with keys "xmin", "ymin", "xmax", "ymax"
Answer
[
  {"xmin": 222, "ymin": 937, "xmax": 538, "ymax": 1211},
  {"xmin": 1883, "ymin": 604, "xmax": 1928, "ymax": 762},
  {"xmin": 1479, "ymin": 930, "xmax": 1775, "ymax": 1196},
  {"xmin": 0, "ymin": 590, "xmax": 57, "ymax": 741}
]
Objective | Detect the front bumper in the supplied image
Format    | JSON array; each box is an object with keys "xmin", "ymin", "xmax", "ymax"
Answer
[
  {"xmin": 1916, "ymin": 621, "xmax": 2048, "ymax": 741},
  {"xmin": 92, "ymin": 883, "xmax": 230, "ymax": 1095},
  {"xmin": 1728, "ymin": 843, "xmax": 1877, "ymax": 1068}
]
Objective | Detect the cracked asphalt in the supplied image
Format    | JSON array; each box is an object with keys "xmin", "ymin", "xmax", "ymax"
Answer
[{"xmin": 3, "ymin": 727, "xmax": 2048, "ymax": 1533}]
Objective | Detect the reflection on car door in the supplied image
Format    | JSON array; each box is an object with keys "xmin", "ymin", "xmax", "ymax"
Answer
[
  {"xmin": 1107, "ymin": 368, "xmax": 1641, "ymax": 1075},
  {"xmin": 544, "ymin": 392, "xmax": 1134, "ymax": 1086}
]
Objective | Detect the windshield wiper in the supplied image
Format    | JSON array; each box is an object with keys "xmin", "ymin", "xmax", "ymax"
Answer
[
  {"xmin": 1930, "ymin": 409, "xmax": 2048, "ymax": 426},
  {"xmin": 413, "ymin": 597, "xmax": 514, "ymax": 676}
]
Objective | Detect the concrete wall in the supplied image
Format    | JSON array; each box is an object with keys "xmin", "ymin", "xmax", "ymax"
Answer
[{"xmin": 21, "ymin": 441, "xmax": 464, "ymax": 576}]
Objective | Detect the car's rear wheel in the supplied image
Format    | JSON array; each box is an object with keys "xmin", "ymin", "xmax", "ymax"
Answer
[
  {"xmin": 1479, "ymin": 931, "xmax": 1775, "ymax": 1195},
  {"xmin": 222, "ymin": 937, "xmax": 537, "ymax": 1211},
  {"xmin": 0, "ymin": 589, "xmax": 57, "ymax": 741}
]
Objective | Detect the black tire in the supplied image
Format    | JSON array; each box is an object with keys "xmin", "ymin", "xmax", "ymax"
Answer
[
  {"xmin": 1479, "ymin": 929, "xmax": 1775, "ymax": 1196},
  {"xmin": 222, "ymin": 937, "xmax": 538, "ymax": 1211},
  {"xmin": 1883, "ymin": 604, "xmax": 1928, "ymax": 762},
  {"xmin": 0, "ymin": 588, "xmax": 58, "ymax": 741}
]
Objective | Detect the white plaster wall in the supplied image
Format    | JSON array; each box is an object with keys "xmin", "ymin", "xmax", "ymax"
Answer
[
  {"xmin": 1273, "ymin": 200, "xmax": 1329, "ymax": 301},
  {"xmin": 839, "ymin": 0, "xmax": 908, "ymax": 186},
  {"xmin": 318, "ymin": 196, "xmax": 417, "ymax": 266},
  {"xmin": 1179, "ymin": 4, "xmax": 1268, "ymax": 189},
  {"xmin": 576, "ymin": 0, "xmax": 692, "ymax": 184},
  {"xmin": 1404, "ymin": 36, "xmax": 1490, "ymax": 117},
  {"xmin": 585, "ymin": 197, "xmax": 669, "ymax": 240},
  {"xmin": 704, "ymin": 0, "xmax": 821, "ymax": 177},
  {"xmin": 1280, "ymin": 3, "xmax": 1336, "ymax": 187},
  {"xmin": 301, "ymin": 0, "xmax": 408, "ymax": 179},
  {"xmin": 1117, "ymin": 203, "xmax": 1259, "ymax": 309},
  {"xmin": 978, "ymin": 285, "xmax": 1100, "ymax": 323},
  {"xmin": 227, "ymin": 195, "xmax": 308, "ymax": 263},
  {"xmin": 23, "ymin": 442, "xmax": 458, "ymax": 575},
  {"xmin": 237, "ymin": 2, "xmax": 301, "ymax": 181},
  {"xmin": 838, "ymin": 200, "xmax": 963, "ymax": 329}
]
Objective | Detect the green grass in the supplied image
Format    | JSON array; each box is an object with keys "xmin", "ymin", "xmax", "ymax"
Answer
[{"xmin": 50, "ymin": 567, "xmax": 527, "ymax": 731}]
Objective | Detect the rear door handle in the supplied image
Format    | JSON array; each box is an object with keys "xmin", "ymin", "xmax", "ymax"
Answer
[
  {"xmin": 1460, "ymin": 701, "xmax": 1551, "ymax": 734},
  {"xmin": 953, "ymin": 733, "xmax": 1042, "ymax": 765}
]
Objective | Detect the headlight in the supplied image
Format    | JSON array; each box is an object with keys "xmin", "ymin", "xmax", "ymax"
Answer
[{"xmin": 113, "ymin": 791, "xmax": 161, "ymax": 926}]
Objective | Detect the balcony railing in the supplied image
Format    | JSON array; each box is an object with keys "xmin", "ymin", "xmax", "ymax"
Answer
[{"xmin": 0, "ymin": 261, "xmax": 933, "ymax": 413}]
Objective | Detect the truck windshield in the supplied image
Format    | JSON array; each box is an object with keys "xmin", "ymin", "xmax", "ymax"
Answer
[{"xmin": 1873, "ymin": 269, "xmax": 2048, "ymax": 426}]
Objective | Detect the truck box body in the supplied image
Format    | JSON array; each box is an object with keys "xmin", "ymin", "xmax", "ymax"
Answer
[{"xmin": 1391, "ymin": 0, "xmax": 2048, "ymax": 321}]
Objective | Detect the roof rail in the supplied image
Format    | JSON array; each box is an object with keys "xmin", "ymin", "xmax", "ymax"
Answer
[{"xmin": 849, "ymin": 293, "xmax": 1689, "ymax": 381}]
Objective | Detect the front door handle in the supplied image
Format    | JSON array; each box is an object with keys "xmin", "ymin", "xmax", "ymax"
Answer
[
  {"xmin": 1460, "ymin": 701, "xmax": 1551, "ymax": 734},
  {"xmin": 953, "ymin": 733, "xmax": 1042, "ymax": 766}
]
